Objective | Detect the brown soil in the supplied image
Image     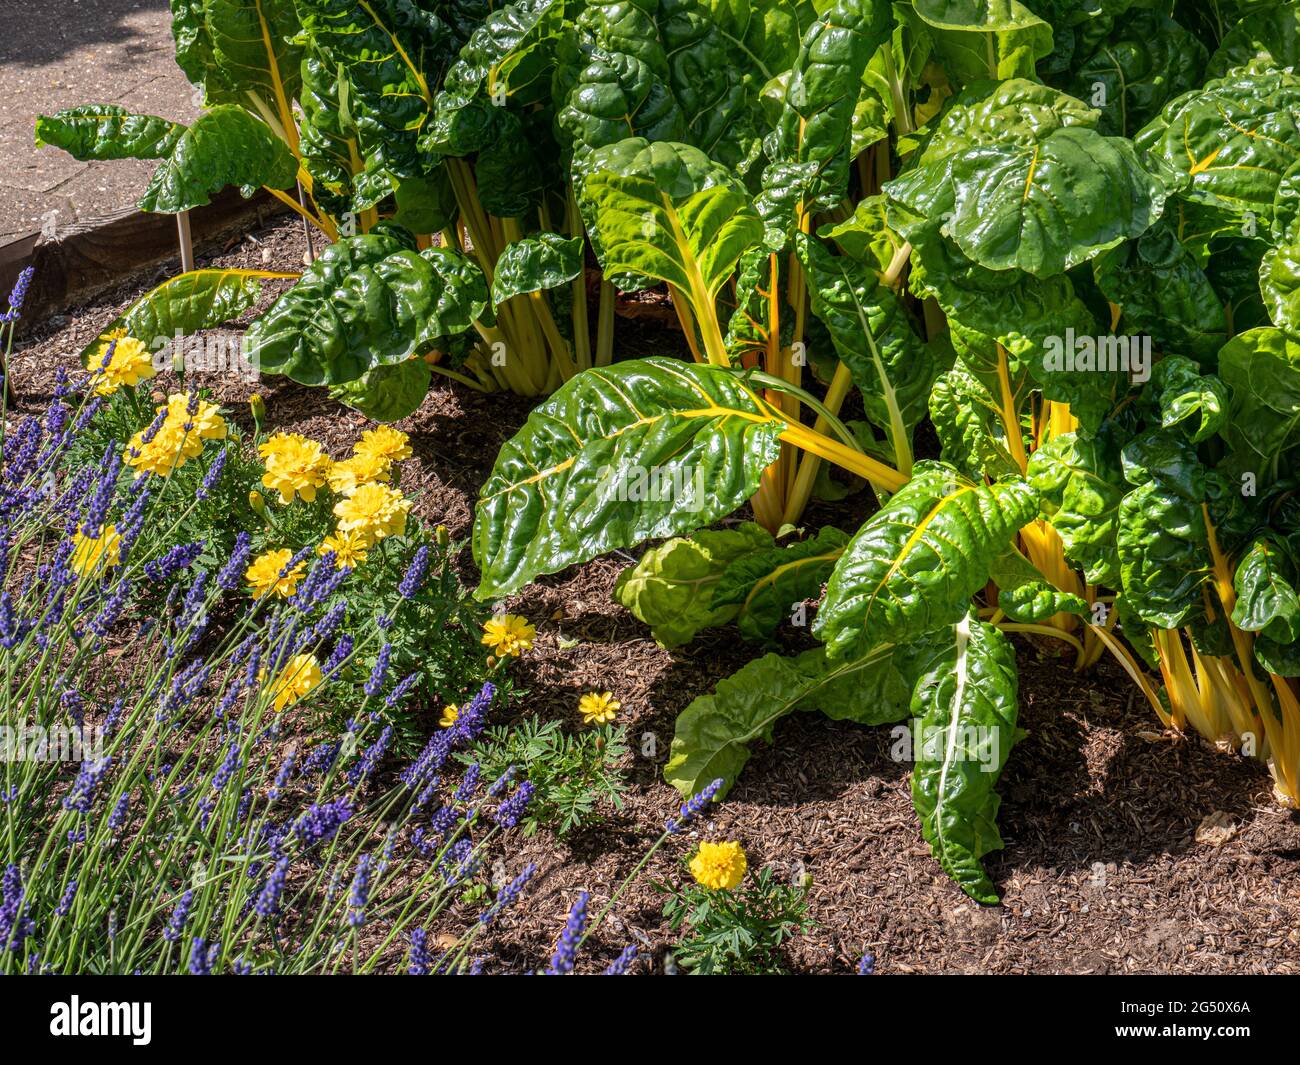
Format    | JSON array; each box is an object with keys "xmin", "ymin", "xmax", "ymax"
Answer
[{"xmin": 9, "ymin": 215, "xmax": 1300, "ymax": 975}]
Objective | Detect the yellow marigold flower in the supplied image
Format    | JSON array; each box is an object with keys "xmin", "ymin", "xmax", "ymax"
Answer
[
  {"xmin": 266, "ymin": 654, "xmax": 322, "ymax": 712},
  {"xmin": 439, "ymin": 704, "xmax": 459, "ymax": 728},
  {"xmin": 332, "ymin": 482, "xmax": 410, "ymax": 541},
  {"xmin": 325, "ymin": 452, "xmax": 391, "ymax": 495},
  {"xmin": 100, "ymin": 327, "xmax": 128, "ymax": 341},
  {"xmin": 689, "ymin": 841, "xmax": 747, "ymax": 891},
  {"xmin": 481, "ymin": 613, "xmax": 535, "ymax": 657},
  {"xmin": 245, "ymin": 548, "xmax": 306, "ymax": 600},
  {"xmin": 70, "ymin": 524, "xmax": 121, "ymax": 577},
  {"xmin": 354, "ymin": 426, "xmax": 412, "ymax": 464},
  {"xmin": 318, "ymin": 528, "xmax": 370, "ymax": 569},
  {"xmin": 124, "ymin": 393, "xmax": 227, "ymax": 478},
  {"xmin": 259, "ymin": 433, "xmax": 332, "ymax": 504},
  {"xmin": 92, "ymin": 335, "xmax": 156, "ymax": 396},
  {"xmin": 578, "ymin": 691, "xmax": 620, "ymax": 726}
]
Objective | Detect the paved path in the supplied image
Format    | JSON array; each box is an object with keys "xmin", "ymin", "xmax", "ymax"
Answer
[{"xmin": 0, "ymin": 0, "xmax": 199, "ymax": 243}]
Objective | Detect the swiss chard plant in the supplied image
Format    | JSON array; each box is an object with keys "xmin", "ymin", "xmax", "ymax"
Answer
[{"xmin": 469, "ymin": 0, "xmax": 1300, "ymax": 905}]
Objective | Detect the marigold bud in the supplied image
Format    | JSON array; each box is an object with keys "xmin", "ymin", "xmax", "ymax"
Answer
[{"xmin": 248, "ymin": 489, "xmax": 267, "ymax": 517}]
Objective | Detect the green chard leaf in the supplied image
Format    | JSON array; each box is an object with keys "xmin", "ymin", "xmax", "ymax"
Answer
[
  {"xmin": 473, "ymin": 359, "xmax": 785, "ymax": 599},
  {"xmin": 137, "ymin": 105, "xmax": 298, "ymax": 212},
  {"xmin": 901, "ymin": 614, "xmax": 1020, "ymax": 905},
  {"xmin": 612, "ymin": 523, "xmax": 775, "ymax": 649},
  {"xmin": 35, "ymin": 106, "xmax": 184, "ymax": 160},
  {"xmin": 1218, "ymin": 327, "xmax": 1300, "ymax": 484},
  {"xmin": 713, "ymin": 526, "xmax": 851, "ymax": 642},
  {"xmin": 245, "ymin": 237, "xmax": 487, "ymax": 385},
  {"xmin": 171, "ymin": 0, "xmax": 304, "ymax": 115},
  {"xmin": 491, "ymin": 233, "xmax": 585, "ymax": 308},
  {"xmin": 929, "ymin": 365, "xmax": 1020, "ymax": 481},
  {"xmin": 1145, "ymin": 355, "xmax": 1229, "ymax": 444},
  {"xmin": 813, "ymin": 461, "xmax": 1038, "ymax": 658},
  {"xmin": 1116, "ymin": 432, "xmax": 1209, "ymax": 629},
  {"xmin": 665, "ymin": 643, "xmax": 909, "ymax": 798},
  {"xmin": 1206, "ymin": 3, "xmax": 1300, "ymax": 79},
  {"xmin": 910, "ymin": 0, "xmax": 1052, "ymax": 83},
  {"xmin": 1026, "ymin": 429, "xmax": 1126, "ymax": 588},
  {"xmin": 989, "ymin": 549, "xmax": 1088, "ymax": 623},
  {"xmin": 1231, "ymin": 538, "xmax": 1300, "ymax": 644},
  {"xmin": 329, "ymin": 358, "xmax": 431, "ymax": 423}
]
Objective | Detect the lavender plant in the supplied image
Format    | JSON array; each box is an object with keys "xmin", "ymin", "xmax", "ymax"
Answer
[{"xmin": 0, "ymin": 354, "xmax": 536, "ymax": 974}]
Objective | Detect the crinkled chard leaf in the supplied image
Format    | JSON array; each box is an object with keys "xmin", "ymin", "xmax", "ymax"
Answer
[
  {"xmin": 612, "ymin": 523, "xmax": 775, "ymax": 649},
  {"xmin": 1232, "ymin": 539, "xmax": 1300, "ymax": 644},
  {"xmin": 473, "ymin": 358, "xmax": 785, "ymax": 599},
  {"xmin": 491, "ymin": 233, "xmax": 585, "ymax": 308},
  {"xmin": 80, "ymin": 268, "xmax": 297, "ymax": 368},
  {"xmin": 36, "ymin": 106, "xmax": 184, "ymax": 160},
  {"xmin": 329, "ymin": 358, "xmax": 431, "ymax": 423},
  {"xmin": 1116, "ymin": 432, "xmax": 1208, "ymax": 629},
  {"xmin": 929, "ymin": 365, "xmax": 1020, "ymax": 481},
  {"xmin": 1145, "ymin": 355, "xmax": 1228, "ymax": 444},
  {"xmin": 713, "ymin": 526, "xmax": 850, "ymax": 642},
  {"xmin": 1026, "ymin": 429, "xmax": 1126, "ymax": 588},
  {"xmin": 798, "ymin": 234, "xmax": 943, "ymax": 454},
  {"xmin": 911, "ymin": 0, "xmax": 1052, "ymax": 83},
  {"xmin": 1092, "ymin": 218, "xmax": 1227, "ymax": 367},
  {"xmin": 754, "ymin": 0, "xmax": 893, "ymax": 246},
  {"xmin": 246, "ymin": 237, "xmax": 488, "ymax": 386},
  {"xmin": 578, "ymin": 138, "xmax": 763, "ymax": 297},
  {"xmin": 901, "ymin": 614, "xmax": 1020, "ymax": 905},
  {"xmin": 1218, "ymin": 327, "xmax": 1300, "ymax": 484},
  {"xmin": 989, "ymin": 549, "xmax": 1088, "ymax": 623},
  {"xmin": 171, "ymin": 0, "xmax": 303, "ymax": 113},
  {"xmin": 813, "ymin": 461, "xmax": 1038, "ymax": 657},
  {"xmin": 1135, "ymin": 70, "xmax": 1300, "ymax": 231},
  {"xmin": 665, "ymin": 643, "xmax": 909, "ymax": 798},
  {"xmin": 1206, "ymin": 3, "xmax": 1300, "ymax": 79},
  {"xmin": 137, "ymin": 106, "xmax": 298, "ymax": 212}
]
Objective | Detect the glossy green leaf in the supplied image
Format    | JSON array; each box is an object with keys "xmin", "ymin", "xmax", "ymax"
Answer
[
  {"xmin": 1065, "ymin": 9, "xmax": 1207, "ymax": 138},
  {"xmin": 818, "ymin": 193, "xmax": 906, "ymax": 272},
  {"xmin": 1135, "ymin": 70, "xmax": 1300, "ymax": 230},
  {"xmin": 902, "ymin": 615, "xmax": 1020, "ymax": 905},
  {"xmin": 137, "ymin": 105, "xmax": 297, "ymax": 212},
  {"xmin": 35, "ymin": 106, "xmax": 184, "ymax": 160},
  {"xmin": 81, "ymin": 268, "xmax": 297, "ymax": 367},
  {"xmin": 1261, "ymin": 242, "xmax": 1300, "ymax": 334},
  {"xmin": 754, "ymin": 0, "xmax": 893, "ymax": 245},
  {"xmin": 1206, "ymin": 3, "xmax": 1300, "ymax": 78},
  {"xmin": 329, "ymin": 358, "xmax": 431, "ymax": 423},
  {"xmin": 713, "ymin": 526, "xmax": 850, "ymax": 641},
  {"xmin": 665, "ymin": 643, "xmax": 908, "ymax": 798},
  {"xmin": 911, "ymin": 0, "xmax": 1052, "ymax": 83},
  {"xmin": 492, "ymin": 233, "xmax": 585, "ymax": 308},
  {"xmin": 171, "ymin": 0, "xmax": 303, "ymax": 115},
  {"xmin": 813, "ymin": 461, "xmax": 1038, "ymax": 657},
  {"xmin": 1146, "ymin": 354, "xmax": 1228, "ymax": 444},
  {"xmin": 579, "ymin": 138, "xmax": 763, "ymax": 301},
  {"xmin": 1231, "ymin": 538, "xmax": 1300, "ymax": 643},
  {"xmin": 989, "ymin": 549, "xmax": 1088, "ymax": 622},
  {"xmin": 1218, "ymin": 327, "xmax": 1300, "ymax": 483},
  {"xmin": 473, "ymin": 358, "xmax": 785, "ymax": 599},
  {"xmin": 612, "ymin": 523, "xmax": 775, "ymax": 648},
  {"xmin": 799, "ymin": 234, "xmax": 941, "ymax": 453},
  {"xmin": 246, "ymin": 237, "xmax": 488, "ymax": 386},
  {"xmin": 1116, "ymin": 432, "xmax": 1209, "ymax": 628},
  {"xmin": 929, "ymin": 365, "xmax": 1019, "ymax": 481},
  {"xmin": 1092, "ymin": 218, "xmax": 1227, "ymax": 367},
  {"xmin": 1027, "ymin": 429, "xmax": 1126, "ymax": 588}
]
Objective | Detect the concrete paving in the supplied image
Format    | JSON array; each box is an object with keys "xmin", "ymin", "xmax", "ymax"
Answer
[{"xmin": 0, "ymin": 0, "xmax": 199, "ymax": 243}]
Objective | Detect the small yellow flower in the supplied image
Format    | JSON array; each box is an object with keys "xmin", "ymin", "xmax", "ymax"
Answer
[
  {"xmin": 481, "ymin": 613, "xmax": 535, "ymax": 657},
  {"xmin": 259, "ymin": 433, "xmax": 332, "ymax": 504},
  {"xmin": 318, "ymin": 528, "xmax": 370, "ymax": 569},
  {"xmin": 689, "ymin": 841, "xmax": 747, "ymax": 891},
  {"xmin": 354, "ymin": 426, "xmax": 412, "ymax": 464},
  {"xmin": 333, "ymin": 482, "xmax": 411, "ymax": 542},
  {"xmin": 439, "ymin": 704, "xmax": 460, "ymax": 728},
  {"xmin": 265, "ymin": 653, "xmax": 322, "ymax": 712},
  {"xmin": 248, "ymin": 489, "xmax": 267, "ymax": 516},
  {"xmin": 91, "ymin": 335, "xmax": 156, "ymax": 395},
  {"xmin": 70, "ymin": 524, "xmax": 121, "ymax": 577},
  {"xmin": 578, "ymin": 691, "xmax": 620, "ymax": 726},
  {"xmin": 245, "ymin": 548, "xmax": 306, "ymax": 600},
  {"xmin": 124, "ymin": 394, "xmax": 226, "ymax": 478},
  {"xmin": 325, "ymin": 452, "xmax": 391, "ymax": 495}
]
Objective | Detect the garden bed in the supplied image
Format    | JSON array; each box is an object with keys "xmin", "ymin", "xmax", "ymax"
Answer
[{"xmin": 12, "ymin": 212, "xmax": 1299, "ymax": 974}]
